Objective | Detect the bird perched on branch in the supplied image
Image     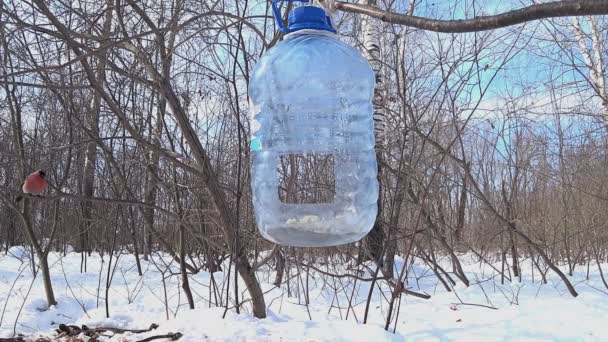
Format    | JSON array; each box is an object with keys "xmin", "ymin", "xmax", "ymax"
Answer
[{"xmin": 16, "ymin": 170, "xmax": 48, "ymax": 202}]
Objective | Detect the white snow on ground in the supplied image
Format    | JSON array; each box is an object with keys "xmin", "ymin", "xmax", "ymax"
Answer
[{"xmin": 0, "ymin": 246, "xmax": 607, "ymax": 341}]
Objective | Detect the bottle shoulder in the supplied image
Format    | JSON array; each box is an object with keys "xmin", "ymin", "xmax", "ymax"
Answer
[
  {"xmin": 268, "ymin": 33, "xmax": 362, "ymax": 61},
  {"xmin": 250, "ymin": 35, "xmax": 374, "ymax": 91}
]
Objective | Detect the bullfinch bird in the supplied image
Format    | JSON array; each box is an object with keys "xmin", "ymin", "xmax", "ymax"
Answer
[{"xmin": 15, "ymin": 170, "xmax": 48, "ymax": 202}]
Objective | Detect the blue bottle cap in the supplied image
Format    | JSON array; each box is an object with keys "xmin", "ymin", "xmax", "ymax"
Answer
[{"xmin": 287, "ymin": 6, "xmax": 336, "ymax": 33}]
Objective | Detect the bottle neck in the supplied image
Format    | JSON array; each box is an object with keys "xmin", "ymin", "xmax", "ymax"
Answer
[{"xmin": 285, "ymin": 29, "xmax": 338, "ymax": 40}]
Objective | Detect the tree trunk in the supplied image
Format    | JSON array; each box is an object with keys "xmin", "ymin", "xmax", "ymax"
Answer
[
  {"xmin": 79, "ymin": 0, "xmax": 113, "ymax": 271},
  {"xmin": 501, "ymin": 182, "xmax": 520, "ymax": 279},
  {"xmin": 180, "ymin": 225, "xmax": 195, "ymax": 309},
  {"xmin": 235, "ymin": 254, "xmax": 266, "ymax": 318},
  {"xmin": 142, "ymin": 97, "xmax": 164, "ymax": 261},
  {"xmin": 455, "ymin": 166, "xmax": 468, "ymax": 244},
  {"xmin": 572, "ymin": 17, "xmax": 607, "ymax": 122},
  {"xmin": 274, "ymin": 248, "xmax": 285, "ymax": 287},
  {"xmin": 360, "ymin": 0, "xmax": 386, "ymax": 263},
  {"xmin": 37, "ymin": 249, "xmax": 57, "ymax": 307}
]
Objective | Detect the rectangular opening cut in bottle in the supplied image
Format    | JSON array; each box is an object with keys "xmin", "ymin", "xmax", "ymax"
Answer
[{"xmin": 277, "ymin": 153, "xmax": 336, "ymax": 204}]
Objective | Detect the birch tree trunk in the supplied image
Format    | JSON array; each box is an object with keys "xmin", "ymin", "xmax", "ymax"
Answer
[
  {"xmin": 359, "ymin": 0, "xmax": 386, "ymax": 264},
  {"xmin": 572, "ymin": 17, "xmax": 608, "ymax": 121}
]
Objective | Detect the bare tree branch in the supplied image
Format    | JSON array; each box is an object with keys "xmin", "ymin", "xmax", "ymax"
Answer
[{"xmin": 334, "ymin": 0, "xmax": 608, "ymax": 32}]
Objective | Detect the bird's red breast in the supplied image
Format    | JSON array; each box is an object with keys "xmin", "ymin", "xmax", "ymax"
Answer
[{"xmin": 22, "ymin": 171, "xmax": 48, "ymax": 195}]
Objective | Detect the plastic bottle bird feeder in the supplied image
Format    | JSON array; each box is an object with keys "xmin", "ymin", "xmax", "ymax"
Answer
[{"xmin": 249, "ymin": 0, "xmax": 378, "ymax": 247}]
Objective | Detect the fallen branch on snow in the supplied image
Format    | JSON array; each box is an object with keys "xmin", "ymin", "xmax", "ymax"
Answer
[
  {"xmin": 54, "ymin": 323, "xmax": 163, "ymax": 339},
  {"xmin": 0, "ymin": 337, "xmax": 25, "ymax": 342},
  {"xmin": 136, "ymin": 332, "xmax": 184, "ymax": 342}
]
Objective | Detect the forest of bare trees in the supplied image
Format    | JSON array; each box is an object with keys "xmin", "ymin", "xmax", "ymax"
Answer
[{"xmin": 1, "ymin": 0, "xmax": 608, "ymax": 334}]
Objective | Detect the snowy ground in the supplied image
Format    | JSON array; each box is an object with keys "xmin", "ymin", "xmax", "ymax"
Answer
[{"xmin": 0, "ymin": 246, "xmax": 607, "ymax": 341}]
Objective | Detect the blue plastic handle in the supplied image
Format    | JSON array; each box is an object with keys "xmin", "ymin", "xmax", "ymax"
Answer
[{"xmin": 272, "ymin": 0, "xmax": 310, "ymax": 33}]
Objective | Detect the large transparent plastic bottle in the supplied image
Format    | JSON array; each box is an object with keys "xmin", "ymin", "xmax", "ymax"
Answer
[{"xmin": 249, "ymin": 2, "xmax": 378, "ymax": 247}]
